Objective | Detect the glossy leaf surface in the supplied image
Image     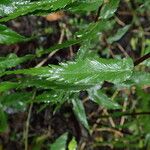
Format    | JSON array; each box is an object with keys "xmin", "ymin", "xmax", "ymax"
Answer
[
  {"xmin": 1, "ymin": 58, "xmax": 133, "ymax": 88},
  {"xmin": 46, "ymin": 58, "xmax": 133, "ymax": 85}
]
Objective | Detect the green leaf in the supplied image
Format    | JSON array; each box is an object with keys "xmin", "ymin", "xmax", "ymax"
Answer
[
  {"xmin": 46, "ymin": 58, "xmax": 133, "ymax": 85},
  {"xmin": 0, "ymin": 77, "xmax": 92, "ymax": 93},
  {"xmin": 0, "ymin": 24, "xmax": 29, "ymax": 44},
  {"xmin": 142, "ymin": 39, "xmax": 150, "ymax": 66},
  {"xmin": 0, "ymin": 53, "xmax": 33, "ymax": 73},
  {"xmin": 72, "ymin": 98, "xmax": 89, "ymax": 130},
  {"xmin": 88, "ymin": 88, "xmax": 121, "ymax": 109},
  {"xmin": 50, "ymin": 132, "xmax": 68, "ymax": 150},
  {"xmin": 0, "ymin": 0, "xmax": 73, "ymax": 22},
  {"xmin": 2, "ymin": 58, "xmax": 134, "ymax": 88},
  {"xmin": 107, "ymin": 25, "xmax": 131, "ymax": 44},
  {"xmin": 68, "ymin": 137, "xmax": 77, "ymax": 150},
  {"xmin": 0, "ymin": 108, "xmax": 8, "ymax": 133},
  {"xmin": 100, "ymin": 0, "xmax": 120, "ymax": 19}
]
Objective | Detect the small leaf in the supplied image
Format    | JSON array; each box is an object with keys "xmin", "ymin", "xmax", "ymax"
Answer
[
  {"xmin": 107, "ymin": 25, "xmax": 131, "ymax": 44},
  {"xmin": 100, "ymin": 0, "xmax": 120, "ymax": 19},
  {"xmin": 68, "ymin": 137, "xmax": 77, "ymax": 150},
  {"xmin": 50, "ymin": 132, "xmax": 68, "ymax": 150},
  {"xmin": 72, "ymin": 98, "xmax": 89, "ymax": 130},
  {"xmin": 88, "ymin": 88, "xmax": 121, "ymax": 109},
  {"xmin": 46, "ymin": 57, "xmax": 133, "ymax": 85}
]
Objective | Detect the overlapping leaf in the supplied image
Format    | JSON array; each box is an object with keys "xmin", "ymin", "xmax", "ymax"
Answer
[{"xmin": 88, "ymin": 87, "xmax": 120, "ymax": 109}]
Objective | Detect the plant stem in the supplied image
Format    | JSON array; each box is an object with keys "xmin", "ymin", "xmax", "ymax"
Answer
[
  {"xmin": 24, "ymin": 91, "xmax": 36, "ymax": 150},
  {"xmin": 100, "ymin": 111, "xmax": 150, "ymax": 118},
  {"xmin": 134, "ymin": 52, "xmax": 150, "ymax": 66},
  {"xmin": 95, "ymin": 5, "xmax": 102, "ymax": 22},
  {"xmin": 24, "ymin": 103, "xmax": 33, "ymax": 150}
]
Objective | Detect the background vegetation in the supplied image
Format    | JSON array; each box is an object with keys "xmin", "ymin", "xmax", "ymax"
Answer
[{"xmin": 0, "ymin": 0, "xmax": 150, "ymax": 149}]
